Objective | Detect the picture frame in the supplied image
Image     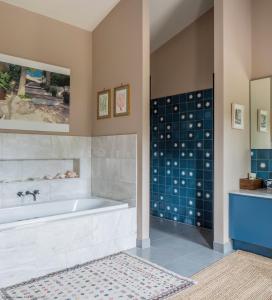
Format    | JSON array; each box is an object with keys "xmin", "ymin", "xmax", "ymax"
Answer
[
  {"xmin": 97, "ymin": 89, "xmax": 111, "ymax": 119},
  {"xmin": 114, "ymin": 84, "xmax": 130, "ymax": 117},
  {"xmin": 0, "ymin": 53, "xmax": 70, "ymax": 132},
  {"xmin": 231, "ymin": 103, "xmax": 244, "ymax": 130},
  {"xmin": 257, "ymin": 109, "xmax": 269, "ymax": 133}
]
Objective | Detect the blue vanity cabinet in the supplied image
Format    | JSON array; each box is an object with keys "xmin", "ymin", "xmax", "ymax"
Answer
[{"xmin": 229, "ymin": 193, "xmax": 272, "ymax": 257}]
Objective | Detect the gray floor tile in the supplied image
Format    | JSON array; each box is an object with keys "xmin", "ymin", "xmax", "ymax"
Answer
[
  {"xmin": 182, "ymin": 247, "xmax": 224, "ymax": 266},
  {"xmin": 151, "ymin": 236, "xmax": 207, "ymax": 257},
  {"xmin": 127, "ymin": 216, "xmax": 223, "ymax": 277},
  {"xmin": 164, "ymin": 256, "xmax": 208, "ymax": 277},
  {"xmin": 127, "ymin": 246, "xmax": 187, "ymax": 267}
]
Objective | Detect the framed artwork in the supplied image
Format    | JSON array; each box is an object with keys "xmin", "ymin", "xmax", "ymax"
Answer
[
  {"xmin": 114, "ymin": 84, "xmax": 130, "ymax": 117},
  {"xmin": 258, "ymin": 109, "xmax": 269, "ymax": 132},
  {"xmin": 231, "ymin": 103, "xmax": 244, "ymax": 130},
  {"xmin": 97, "ymin": 89, "xmax": 111, "ymax": 119},
  {"xmin": 0, "ymin": 53, "xmax": 70, "ymax": 132}
]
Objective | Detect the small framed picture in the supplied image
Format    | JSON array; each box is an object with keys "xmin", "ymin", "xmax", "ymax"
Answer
[
  {"xmin": 231, "ymin": 103, "xmax": 244, "ymax": 130},
  {"xmin": 258, "ymin": 109, "xmax": 269, "ymax": 132},
  {"xmin": 97, "ymin": 89, "xmax": 111, "ymax": 119},
  {"xmin": 114, "ymin": 84, "xmax": 130, "ymax": 117}
]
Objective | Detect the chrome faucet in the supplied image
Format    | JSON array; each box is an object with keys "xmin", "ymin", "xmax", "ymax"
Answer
[{"xmin": 25, "ymin": 190, "xmax": 40, "ymax": 201}]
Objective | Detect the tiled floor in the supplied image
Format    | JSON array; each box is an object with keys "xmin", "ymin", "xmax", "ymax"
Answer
[{"xmin": 127, "ymin": 216, "xmax": 225, "ymax": 277}]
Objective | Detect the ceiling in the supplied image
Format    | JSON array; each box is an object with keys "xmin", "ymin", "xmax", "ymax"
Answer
[
  {"xmin": 0, "ymin": 0, "xmax": 121, "ymax": 31},
  {"xmin": 1, "ymin": 0, "xmax": 213, "ymax": 52},
  {"xmin": 150, "ymin": 0, "xmax": 214, "ymax": 52}
]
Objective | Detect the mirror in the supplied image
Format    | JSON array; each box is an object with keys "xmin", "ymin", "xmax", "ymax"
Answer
[{"xmin": 250, "ymin": 77, "xmax": 272, "ymax": 149}]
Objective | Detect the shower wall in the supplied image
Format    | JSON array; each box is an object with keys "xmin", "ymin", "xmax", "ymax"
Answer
[{"xmin": 150, "ymin": 89, "xmax": 214, "ymax": 229}]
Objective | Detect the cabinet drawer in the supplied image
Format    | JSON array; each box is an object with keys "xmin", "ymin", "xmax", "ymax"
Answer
[{"xmin": 229, "ymin": 194, "xmax": 272, "ymax": 249}]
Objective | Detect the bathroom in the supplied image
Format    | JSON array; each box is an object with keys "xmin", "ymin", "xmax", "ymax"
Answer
[
  {"xmin": 0, "ymin": 0, "xmax": 272, "ymax": 298},
  {"xmin": 0, "ymin": 0, "xmax": 215, "ymax": 285}
]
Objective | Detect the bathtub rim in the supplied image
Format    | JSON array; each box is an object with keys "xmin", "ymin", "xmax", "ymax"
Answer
[{"xmin": 0, "ymin": 197, "xmax": 130, "ymax": 232}]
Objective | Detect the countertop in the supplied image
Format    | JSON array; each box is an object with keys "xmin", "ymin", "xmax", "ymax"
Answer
[{"xmin": 230, "ymin": 189, "xmax": 272, "ymax": 199}]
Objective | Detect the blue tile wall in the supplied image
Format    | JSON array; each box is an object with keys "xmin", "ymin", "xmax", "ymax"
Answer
[
  {"xmin": 251, "ymin": 149, "xmax": 272, "ymax": 183},
  {"xmin": 150, "ymin": 89, "xmax": 214, "ymax": 229}
]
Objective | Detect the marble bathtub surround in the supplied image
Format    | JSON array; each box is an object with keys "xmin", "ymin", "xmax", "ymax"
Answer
[
  {"xmin": 91, "ymin": 135, "xmax": 137, "ymax": 206},
  {"xmin": 0, "ymin": 133, "xmax": 92, "ymax": 208},
  {"xmin": 0, "ymin": 133, "xmax": 137, "ymax": 209},
  {"xmin": 0, "ymin": 206, "xmax": 137, "ymax": 287},
  {"xmin": 0, "ymin": 133, "xmax": 138, "ymax": 289}
]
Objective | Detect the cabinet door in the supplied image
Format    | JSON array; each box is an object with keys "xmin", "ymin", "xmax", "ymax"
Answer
[{"xmin": 229, "ymin": 194, "xmax": 272, "ymax": 249}]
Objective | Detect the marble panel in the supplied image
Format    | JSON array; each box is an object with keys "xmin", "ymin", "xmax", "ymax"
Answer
[
  {"xmin": 1, "ymin": 180, "xmax": 50, "ymax": 207},
  {"xmin": 120, "ymin": 159, "xmax": 136, "ymax": 184},
  {"xmin": 91, "ymin": 158, "xmax": 121, "ymax": 180},
  {"xmin": 0, "ymin": 135, "xmax": 2, "ymax": 159},
  {"xmin": 1, "ymin": 134, "xmax": 52, "ymax": 159},
  {"xmin": 0, "ymin": 207, "xmax": 136, "ymax": 288},
  {"xmin": 0, "ymin": 184, "xmax": 2, "ymax": 207},
  {"xmin": 78, "ymin": 158, "xmax": 91, "ymax": 179},
  {"xmin": 49, "ymin": 178, "xmax": 91, "ymax": 201},
  {"xmin": 92, "ymin": 134, "xmax": 136, "ymax": 159},
  {"xmin": 0, "ymin": 160, "xmax": 22, "ymax": 182},
  {"xmin": 91, "ymin": 135, "xmax": 137, "ymax": 207},
  {"xmin": 91, "ymin": 178, "xmax": 136, "ymax": 206},
  {"xmin": 51, "ymin": 136, "xmax": 91, "ymax": 159}
]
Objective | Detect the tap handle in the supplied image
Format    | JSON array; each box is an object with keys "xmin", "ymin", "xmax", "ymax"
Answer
[
  {"xmin": 17, "ymin": 191, "xmax": 24, "ymax": 197},
  {"xmin": 34, "ymin": 190, "xmax": 40, "ymax": 195}
]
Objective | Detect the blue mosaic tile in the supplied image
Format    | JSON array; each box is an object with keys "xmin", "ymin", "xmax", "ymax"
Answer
[
  {"xmin": 251, "ymin": 149, "xmax": 272, "ymax": 185},
  {"xmin": 150, "ymin": 89, "xmax": 213, "ymax": 229}
]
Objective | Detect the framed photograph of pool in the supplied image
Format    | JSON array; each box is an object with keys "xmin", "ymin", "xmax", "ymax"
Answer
[
  {"xmin": 97, "ymin": 89, "xmax": 111, "ymax": 119},
  {"xmin": 0, "ymin": 53, "xmax": 70, "ymax": 132}
]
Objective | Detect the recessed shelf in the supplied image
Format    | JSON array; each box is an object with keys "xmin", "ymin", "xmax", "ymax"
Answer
[
  {"xmin": 0, "ymin": 177, "xmax": 81, "ymax": 184},
  {"xmin": 0, "ymin": 158, "xmax": 80, "ymax": 183}
]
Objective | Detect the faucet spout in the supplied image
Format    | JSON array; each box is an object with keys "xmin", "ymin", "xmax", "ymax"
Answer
[{"xmin": 25, "ymin": 190, "xmax": 40, "ymax": 201}]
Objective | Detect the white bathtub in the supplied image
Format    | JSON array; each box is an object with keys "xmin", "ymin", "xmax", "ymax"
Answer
[
  {"xmin": 0, "ymin": 197, "xmax": 136, "ymax": 287},
  {"xmin": 0, "ymin": 197, "xmax": 128, "ymax": 230}
]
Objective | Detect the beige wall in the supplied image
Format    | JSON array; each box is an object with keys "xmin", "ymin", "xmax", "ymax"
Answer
[
  {"xmin": 92, "ymin": 0, "xmax": 150, "ymax": 244},
  {"xmin": 214, "ymin": 0, "xmax": 251, "ymax": 249},
  {"xmin": 92, "ymin": 0, "xmax": 143, "ymax": 136},
  {"xmin": 0, "ymin": 2, "xmax": 92, "ymax": 136},
  {"xmin": 250, "ymin": 78, "xmax": 271, "ymax": 149},
  {"xmin": 252, "ymin": 0, "xmax": 272, "ymax": 79},
  {"xmin": 150, "ymin": 9, "xmax": 214, "ymax": 99}
]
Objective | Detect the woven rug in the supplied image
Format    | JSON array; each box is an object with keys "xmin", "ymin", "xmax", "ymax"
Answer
[
  {"xmin": 0, "ymin": 252, "xmax": 194, "ymax": 300},
  {"xmin": 169, "ymin": 250, "xmax": 272, "ymax": 300}
]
